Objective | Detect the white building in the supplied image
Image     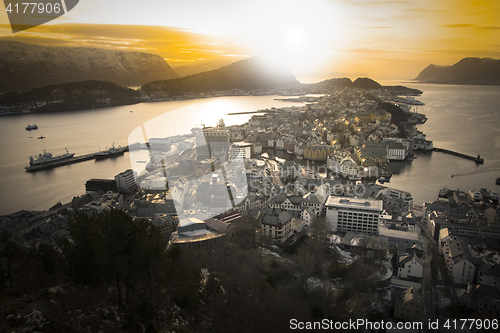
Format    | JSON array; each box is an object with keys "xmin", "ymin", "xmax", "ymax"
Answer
[
  {"xmin": 115, "ymin": 169, "xmax": 137, "ymax": 193},
  {"xmin": 261, "ymin": 211, "xmax": 294, "ymax": 243},
  {"xmin": 325, "ymin": 196, "xmax": 383, "ymax": 235},
  {"xmin": 398, "ymin": 254, "xmax": 424, "ymax": 279},
  {"xmin": 386, "ymin": 141, "xmax": 407, "ymax": 160},
  {"xmin": 387, "ymin": 188, "xmax": 413, "ymax": 213},
  {"xmin": 149, "ymin": 137, "xmax": 171, "ymax": 152},
  {"xmin": 443, "ymin": 237, "xmax": 486, "ymax": 285},
  {"xmin": 231, "ymin": 142, "xmax": 253, "ymax": 160}
]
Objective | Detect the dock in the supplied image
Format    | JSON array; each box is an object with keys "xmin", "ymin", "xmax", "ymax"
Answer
[
  {"xmin": 432, "ymin": 148, "xmax": 484, "ymax": 164},
  {"xmin": 25, "ymin": 146, "xmax": 129, "ymax": 172}
]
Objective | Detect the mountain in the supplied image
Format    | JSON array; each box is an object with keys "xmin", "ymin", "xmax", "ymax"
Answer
[
  {"xmin": 415, "ymin": 57, "xmax": 500, "ymax": 85},
  {"xmin": 141, "ymin": 56, "xmax": 300, "ymax": 95},
  {"xmin": 0, "ymin": 80, "xmax": 141, "ymax": 113},
  {"xmin": 0, "ymin": 41, "xmax": 179, "ymax": 93},
  {"xmin": 351, "ymin": 77, "xmax": 382, "ymax": 89},
  {"xmin": 171, "ymin": 58, "xmax": 242, "ymax": 77},
  {"xmin": 311, "ymin": 77, "xmax": 422, "ymax": 95}
]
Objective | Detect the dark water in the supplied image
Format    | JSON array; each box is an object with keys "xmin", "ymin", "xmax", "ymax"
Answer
[
  {"xmin": 387, "ymin": 84, "xmax": 500, "ymax": 206},
  {"xmin": 0, "ymin": 84, "xmax": 498, "ymax": 215}
]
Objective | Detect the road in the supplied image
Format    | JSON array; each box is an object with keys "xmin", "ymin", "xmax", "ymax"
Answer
[{"xmin": 422, "ymin": 234, "xmax": 435, "ymax": 331}]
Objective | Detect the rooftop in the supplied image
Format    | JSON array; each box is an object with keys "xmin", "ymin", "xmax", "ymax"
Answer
[{"xmin": 325, "ymin": 196, "xmax": 383, "ymax": 211}]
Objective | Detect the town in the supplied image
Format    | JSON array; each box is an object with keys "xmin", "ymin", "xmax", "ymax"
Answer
[{"xmin": 1, "ymin": 84, "xmax": 499, "ymax": 331}]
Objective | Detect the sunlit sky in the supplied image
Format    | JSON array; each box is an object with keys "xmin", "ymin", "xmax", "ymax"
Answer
[{"xmin": 1, "ymin": 0, "xmax": 499, "ymax": 82}]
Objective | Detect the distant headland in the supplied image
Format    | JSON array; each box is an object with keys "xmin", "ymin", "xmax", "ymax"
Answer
[{"xmin": 414, "ymin": 57, "xmax": 500, "ymax": 85}]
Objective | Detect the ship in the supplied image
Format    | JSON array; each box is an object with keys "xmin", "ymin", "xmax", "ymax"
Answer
[
  {"xmin": 94, "ymin": 142, "xmax": 124, "ymax": 160},
  {"xmin": 29, "ymin": 148, "xmax": 74, "ymax": 166},
  {"xmin": 25, "ymin": 124, "xmax": 38, "ymax": 130}
]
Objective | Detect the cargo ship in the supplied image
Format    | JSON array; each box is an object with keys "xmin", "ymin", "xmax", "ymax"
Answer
[{"xmin": 29, "ymin": 148, "xmax": 74, "ymax": 166}]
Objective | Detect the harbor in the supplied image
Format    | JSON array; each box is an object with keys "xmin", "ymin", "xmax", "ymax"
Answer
[{"xmin": 25, "ymin": 146, "xmax": 129, "ymax": 172}]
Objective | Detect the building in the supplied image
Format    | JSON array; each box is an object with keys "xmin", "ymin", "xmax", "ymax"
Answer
[
  {"xmin": 151, "ymin": 215, "xmax": 178, "ymax": 240},
  {"xmin": 442, "ymin": 237, "xmax": 486, "ymax": 285},
  {"xmin": 355, "ymin": 109, "xmax": 391, "ymax": 123},
  {"xmin": 393, "ymin": 287, "xmax": 424, "ymax": 322},
  {"xmin": 467, "ymin": 285, "xmax": 500, "ymax": 317},
  {"xmin": 149, "ymin": 137, "xmax": 171, "ymax": 153},
  {"xmin": 325, "ymin": 196, "xmax": 383, "ymax": 235},
  {"xmin": 261, "ymin": 211, "xmax": 294, "ymax": 243},
  {"xmin": 427, "ymin": 210, "xmax": 500, "ymax": 241},
  {"xmin": 115, "ymin": 169, "xmax": 137, "ymax": 193},
  {"xmin": 327, "ymin": 153, "xmax": 360, "ymax": 178},
  {"xmin": 85, "ymin": 179, "xmax": 117, "ymax": 193},
  {"xmin": 304, "ymin": 145, "xmax": 332, "ymax": 161},
  {"xmin": 301, "ymin": 207, "xmax": 316, "ymax": 226},
  {"xmin": 231, "ymin": 142, "xmax": 253, "ymax": 159},
  {"xmin": 194, "ymin": 119, "xmax": 230, "ymax": 161},
  {"xmin": 397, "ymin": 253, "xmax": 424, "ymax": 279},
  {"xmin": 281, "ymin": 161, "xmax": 301, "ymax": 180},
  {"xmin": 478, "ymin": 264, "xmax": 500, "ymax": 289},
  {"xmin": 301, "ymin": 193, "xmax": 325, "ymax": 216},
  {"xmin": 386, "ymin": 141, "xmax": 407, "ymax": 160},
  {"xmin": 196, "ymin": 173, "xmax": 231, "ymax": 209},
  {"xmin": 356, "ymin": 142, "xmax": 387, "ymax": 166},
  {"xmin": 387, "ymin": 188, "xmax": 413, "ymax": 213}
]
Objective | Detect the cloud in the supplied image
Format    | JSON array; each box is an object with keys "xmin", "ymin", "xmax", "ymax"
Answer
[
  {"xmin": 0, "ymin": 23, "xmax": 251, "ymax": 64},
  {"xmin": 443, "ymin": 23, "xmax": 500, "ymax": 30}
]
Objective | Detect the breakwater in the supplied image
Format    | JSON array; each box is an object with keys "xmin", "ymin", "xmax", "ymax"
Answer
[
  {"xmin": 432, "ymin": 148, "xmax": 484, "ymax": 164},
  {"xmin": 25, "ymin": 146, "xmax": 129, "ymax": 172}
]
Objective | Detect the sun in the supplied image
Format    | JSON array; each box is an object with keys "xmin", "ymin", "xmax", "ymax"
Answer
[{"xmin": 286, "ymin": 28, "xmax": 306, "ymax": 49}]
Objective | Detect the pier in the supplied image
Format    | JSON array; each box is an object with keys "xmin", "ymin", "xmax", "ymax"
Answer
[
  {"xmin": 25, "ymin": 146, "xmax": 129, "ymax": 172},
  {"xmin": 432, "ymin": 148, "xmax": 484, "ymax": 164}
]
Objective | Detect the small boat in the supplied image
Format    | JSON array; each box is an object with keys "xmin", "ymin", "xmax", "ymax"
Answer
[
  {"xmin": 26, "ymin": 124, "xmax": 38, "ymax": 130},
  {"xmin": 37, "ymin": 135, "xmax": 45, "ymax": 139}
]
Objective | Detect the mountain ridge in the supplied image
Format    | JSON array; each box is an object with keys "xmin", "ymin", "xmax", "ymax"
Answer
[
  {"xmin": 0, "ymin": 41, "xmax": 179, "ymax": 93},
  {"xmin": 415, "ymin": 57, "xmax": 500, "ymax": 85},
  {"xmin": 141, "ymin": 56, "xmax": 300, "ymax": 95}
]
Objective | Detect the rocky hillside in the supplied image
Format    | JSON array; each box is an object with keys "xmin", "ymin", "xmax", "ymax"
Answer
[
  {"xmin": 0, "ymin": 41, "xmax": 179, "ymax": 92},
  {"xmin": 0, "ymin": 80, "xmax": 141, "ymax": 113},
  {"xmin": 415, "ymin": 57, "xmax": 500, "ymax": 85},
  {"xmin": 141, "ymin": 56, "xmax": 300, "ymax": 95}
]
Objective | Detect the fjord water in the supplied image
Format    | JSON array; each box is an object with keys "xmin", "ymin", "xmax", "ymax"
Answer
[
  {"xmin": 0, "ymin": 84, "xmax": 499, "ymax": 215},
  {"xmin": 0, "ymin": 96, "xmax": 304, "ymax": 215},
  {"xmin": 387, "ymin": 83, "xmax": 500, "ymax": 206}
]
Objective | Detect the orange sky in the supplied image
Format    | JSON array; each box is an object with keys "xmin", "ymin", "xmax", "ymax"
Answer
[{"xmin": 1, "ymin": 0, "xmax": 499, "ymax": 83}]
